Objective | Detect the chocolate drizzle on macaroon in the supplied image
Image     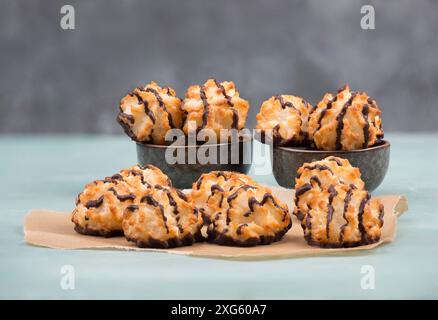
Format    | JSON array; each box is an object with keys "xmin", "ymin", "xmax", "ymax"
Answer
[
  {"xmin": 141, "ymin": 194, "xmax": 169, "ymax": 233},
  {"xmin": 294, "ymin": 156, "xmax": 384, "ymax": 248},
  {"xmin": 335, "ymin": 93, "xmax": 356, "ymax": 150},
  {"xmin": 326, "ymin": 185, "xmax": 338, "ymax": 240},
  {"xmin": 339, "ymin": 185, "xmax": 355, "ymax": 242},
  {"xmin": 199, "ymin": 86, "xmax": 209, "ymax": 130},
  {"xmin": 358, "ymin": 192, "xmax": 371, "ymax": 243},
  {"xmin": 145, "ymin": 87, "xmax": 175, "ymax": 128},
  {"xmin": 108, "ymin": 188, "xmax": 135, "ymax": 202},
  {"xmin": 214, "ymin": 78, "xmax": 234, "ymax": 107},
  {"xmin": 362, "ymin": 104, "xmax": 370, "ymax": 148},
  {"xmin": 84, "ymin": 196, "xmax": 104, "ymax": 209}
]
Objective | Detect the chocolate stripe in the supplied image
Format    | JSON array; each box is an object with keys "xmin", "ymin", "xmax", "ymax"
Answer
[
  {"xmin": 144, "ymin": 103, "xmax": 156, "ymax": 124},
  {"xmin": 108, "ymin": 188, "xmax": 135, "ymax": 202},
  {"xmin": 128, "ymin": 170, "xmax": 149, "ymax": 186},
  {"xmin": 166, "ymin": 191, "xmax": 177, "ymax": 208},
  {"xmin": 145, "ymin": 88, "xmax": 164, "ymax": 107},
  {"xmin": 237, "ymin": 184, "xmax": 257, "ymax": 191},
  {"xmin": 85, "ymin": 195, "xmax": 104, "ymax": 209},
  {"xmin": 304, "ymin": 206, "xmax": 313, "ymax": 243},
  {"xmin": 339, "ymin": 185, "xmax": 354, "ymax": 242},
  {"xmin": 176, "ymin": 189, "xmax": 188, "ymax": 201},
  {"xmin": 141, "ymin": 194, "xmax": 169, "ymax": 233},
  {"xmin": 327, "ymin": 157, "xmax": 343, "ymax": 166},
  {"xmin": 225, "ymin": 189, "xmax": 241, "ymax": 223},
  {"xmin": 166, "ymin": 190, "xmax": 184, "ymax": 234},
  {"xmin": 248, "ymin": 193, "xmax": 287, "ymax": 215},
  {"xmin": 207, "ymin": 184, "xmax": 225, "ymax": 203},
  {"xmin": 218, "ymin": 194, "xmax": 224, "ymax": 208},
  {"xmin": 316, "ymin": 94, "xmax": 339, "ymax": 132},
  {"xmin": 378, "ymin": 203, "xmax": 384, "ymax": 227},
  {"xmin": 213, "ymin": 79, "xmax": 234, "ymax": 107},
  {"xmin": 117, "ymin": 115, "xmax": 138, "ymax": 141},
  {"xmin": 367, "ymin": 97, "xmax": 374, "ymax": 106},
  {"xmin": 243, "ymin": 211, "xmax": 252, "ymax": 217},
  {"xmin": 145, "ymin": 87, "xmax": 174, "ymax": 128},
  {"xmin": 310, "ymin": 176, "xmax": 322, "ymax": 188},
  {"xmin": 129, "ymin": 170, "xmax": 142, "ymax": 177},
  {"xmin": 326, "ymin": 185, "xmax": 338, "ymax": 241},
  {"xmin": 362, "ymin": 104, "xmax": 370, "ymax": 148},
  {"xmin": 216, "ymin": 171, "xmax": 227, "ymax": 179},
  {"xmin": 295, "ymin": 183, "xmax": 312, "ymax": 197},
  {"xmin": 225, "ymin": 208, "xmax": 231, "ymax": 225},
  {"xmin": 119, "ymin": 112, "xmax": 134, "ymax": 124},
  {"xmin": 122, "ymin": 92, "xmax": 155, "ymax": 142},
  {"xmin": 195, "ymin": 177, "xmax": 204, "ymax": 189},
  {"xmin": 275, "ymin": 95, "xmax": 300, "ymax": 113},
  {"xmin": 335, "ymin": 93, "xmax": 356, "ymax": 150},
  {"xmin": 210, "ymin": 184, "xmax": 224, "ymax": 193},
  {"xmin": 211, "ymin": 79, "xmax": 240, "ymax": 138},
  {"xmin": 358, "ymin": 192, "xmax": 371, "ymax": 242},
  {"xmin": 110, "ymin": 173, "xmax": 123, "ymax": 180},
  {"xmin": 231, "ymin": 108, "xmax": 239, "ymax": 129},
  {"xmin": 236, "ymin": 223, "xmax": 248, "ymax": 235},
  {"xmin": 226, "ymin": 185, "xmax": 257, "ymax": 216},
  {"xmin": 277, "ymin": 96, "xmax": 304, "ymax": 137},
  {"xmin": 132, "ymin": 92, "xmax": 156, "ymax": 125},
  {"xmin": 299, "ymin": 164, "xmax": 333, "ymax": 177},
  {"xmin": 226, "ymin": 191, "xmax": 239, "ymax": 204},
  {"xmin": 126, "ymin": 205, "xmax": 139, "ymax": 212},
  {"xmin": 200, "ymin": 86, "xmax": 209, "ymax": 129}
]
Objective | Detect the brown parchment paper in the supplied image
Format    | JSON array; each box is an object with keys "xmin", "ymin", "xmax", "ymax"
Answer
[{"xmin": 23, "ymin": 187, "xmax": 408, "ymax": 260}]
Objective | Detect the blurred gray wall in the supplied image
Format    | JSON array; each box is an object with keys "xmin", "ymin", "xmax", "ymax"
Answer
[{"xmin": 1, "ymin": 0, "xmax": 438, "ymax": 133}]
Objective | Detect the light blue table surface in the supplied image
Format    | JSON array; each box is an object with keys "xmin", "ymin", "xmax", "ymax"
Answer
[{"xmin": 1, "ymin": 133, "xmax": 437, "ymax": 299}]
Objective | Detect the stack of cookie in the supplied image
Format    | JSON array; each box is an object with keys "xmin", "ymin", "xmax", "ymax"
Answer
[
  {"xmin": 72, "ymin": 168, "xmax": 292, "ymax": 248},
  {"xmin": 72, "ymin": 165, "xmax": 203, "ymax": 248},
  {"xmin": 118, "ymin": 79, "xmax": 250, "ymax": 145},
  {"xmin": 256, "ymin": 85, "xmax": 384, "ymax": 150},
  {"xmin": 293, "ymin": 156, "xmax": 384, "ymax": 248}
]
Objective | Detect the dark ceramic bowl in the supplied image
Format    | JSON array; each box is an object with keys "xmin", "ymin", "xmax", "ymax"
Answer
[
  {"xmin": 136, "ymin": 137, "xmax": 253, "ymax": 189},
  {"xmin": 272, "ymin": 140, "xmax": 390, "ymax": 192}
]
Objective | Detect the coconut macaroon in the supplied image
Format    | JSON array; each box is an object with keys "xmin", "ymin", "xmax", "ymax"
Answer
[
  {"xmin": 72, "ymin": 179, "xmax": 136, "ymax": 237},
  {"xmin": 114, "ymin": 164, "xmax": 172, "ymax": 192},
  {"xmin": 72, "ymin": 164, "xmax": 172, "ymax": 237},
  {"xmin": 122, "ymin": 186, "xmax": 203, "ymax": 248},
  {"xmin": 295, "ymin": 156, "xmax": 365, "ymax": 191},
  {"xmin": 294, "ymin": 156, "xmax": 384, "ymax": 248},
  {"xmin": 182, "ymin": 79, "xmax": 250, "ymax": 139},
  {"xmin": 190, "ymin": 171, "xmax": 256, "ymax": 224},
  {"xmin": 117, "ymin": 82, "xmax": 184, "ymax": 145},
  {"xmin": 308, "ymin": 85, "xmax": 384, "ymax": 151},
  {"xmin": 206, "ymin": 184, "xmax": 292, "ymax": 247},
  {"xmin": 256, "ymin": 95, "xmax": 313, "ymax": 146}
]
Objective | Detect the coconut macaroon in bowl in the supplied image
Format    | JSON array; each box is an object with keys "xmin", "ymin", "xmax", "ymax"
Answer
[
  {"xmin": 255, "ymin": 85, "xmax": 389, "ymax": 191},
  {"xmin": 118, "ymin": 79, "xmax": 253, "ymax": 189},
  {"xmin": 272, "ymin": 141, "xmax": 390, "ymax": 192}
]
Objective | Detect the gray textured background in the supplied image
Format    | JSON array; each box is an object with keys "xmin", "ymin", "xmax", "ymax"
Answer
[{"xmin": 1, "ymin": 0, "xmax": 437, "ymax": 133}]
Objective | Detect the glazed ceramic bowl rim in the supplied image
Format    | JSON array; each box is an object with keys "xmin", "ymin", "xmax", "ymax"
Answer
[
  {"xmin": 136, "ymin": 134, "xmax": 253, "ymax": 149},
  {"xmin": 274, "ymin": 139, "xmax": 390, "ymax": 154}
]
